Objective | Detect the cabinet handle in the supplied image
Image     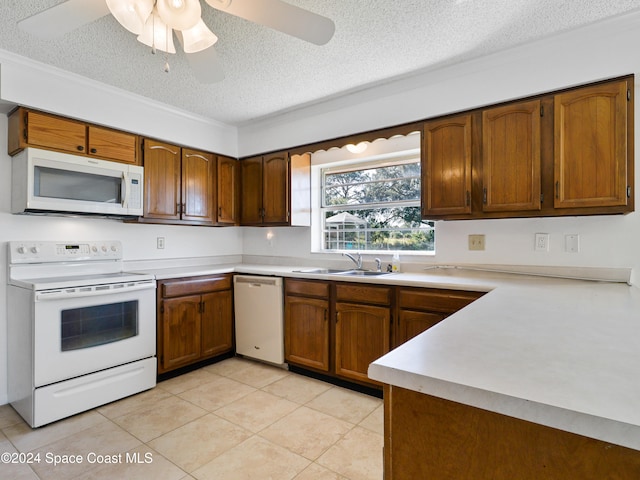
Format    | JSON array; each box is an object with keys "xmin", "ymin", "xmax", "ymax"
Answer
[
  {"xmin": 324, "ymin": 309, "xmax": 328, "ymax": 322},
  {"xmin": 177, "ymin": 203, "xmax": 181, "ymax": 214},
  {"xmin": 77, "ymin": 145, "xmax": 84, "ymax": 152},
  {"xmin": 482, "ymin": 187, "xmax": 487, "ymax": 204},
  {"xmin": 466, "ymin": 190, "xmax": 470, "ymax": 206},
  {"xmin": 201, "ymin": 301, "xmax": 205, "ymax": 313},
  {"xmin": 336, "ymin": 312, "xmax": 340, "ymax": 324},
  {"xmin": 555, "ymin": 181, "xmax": 560, "ymax": 199},
  {"xmin": 182, "ymin": 203, "xmax": 186, "ymax": 215},
  {"xmin": 184, "ymin": 153, "xmax": 209, "ymax": 162},
  {"xmin": 90, "ymin": 148, "xmax": 97, "ymax": 154},
  {"xmin": 149, "ymin": 145, "xmax": 178, "ymax": 155},
  {"xmin": 218, "ymin": 206, "xmax": 222, "ymax": 217}
]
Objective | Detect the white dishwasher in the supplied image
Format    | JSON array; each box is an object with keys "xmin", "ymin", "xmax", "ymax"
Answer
[{"xmin": 234, "ymin": 275, "xmax": 284, "ymax": 365}]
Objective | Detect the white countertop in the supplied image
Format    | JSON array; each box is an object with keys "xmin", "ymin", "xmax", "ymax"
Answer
[
  {"xmin": 127, "ymin": 259, "xmax": 640, "ymax": 450},
  {"xmin": 368, "ymin": 274, "xmax": 640, "ymax": 451}
]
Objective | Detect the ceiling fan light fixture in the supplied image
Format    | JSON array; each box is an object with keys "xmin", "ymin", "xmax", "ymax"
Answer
[
  {"xmin": 156, "ymin": 0, "xmax": 201, "ymax": 31},
  {"xmin": 137, "ymin": 8, "xmax": 176, "ymax": 54},
  {"xmin": 180, "ymin": 19, "xmax": 218, "ymax": 53},
  {"xmin": 106, "ymin": 0, "xmax": 153, "ymax": 34}
]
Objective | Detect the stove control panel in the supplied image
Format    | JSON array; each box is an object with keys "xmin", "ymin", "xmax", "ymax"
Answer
[{"xmin": 9, "ymin": 241, "xmax": 123, "ymax": 264}]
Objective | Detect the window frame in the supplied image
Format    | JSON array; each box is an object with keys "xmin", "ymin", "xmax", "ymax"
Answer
[{"xmin": 312, "ymin": 148, "xmax": 435, "ymax": 255}]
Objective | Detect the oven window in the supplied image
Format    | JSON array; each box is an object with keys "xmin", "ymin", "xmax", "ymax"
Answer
[
  {"xmin": 61, "ymin": 301, "xmax": 138, "ymax": 351},
  {"xmin": 35, "ymin": 166, "xmax": 123, "ymax": 204}
]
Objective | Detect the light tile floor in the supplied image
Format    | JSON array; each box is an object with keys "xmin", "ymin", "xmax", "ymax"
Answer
[{"xmin": 0, "ymin": 357, "xmax": 384, "ymax": 480}]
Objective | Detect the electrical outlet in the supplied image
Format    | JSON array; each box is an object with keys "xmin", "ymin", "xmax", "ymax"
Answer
[
  {"xmin": 468, "ymin": 234, "xmax": 485, "ymax": 251},
  {"xmin": 535, "ymin": 233, "xmax": 549, "ymax": 252},
  {"xmin": 157, "ymin": 237, "xmax": 165, "ymax": 249}
]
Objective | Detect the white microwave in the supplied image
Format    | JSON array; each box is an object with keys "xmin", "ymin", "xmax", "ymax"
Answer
[{"xmin": 12, "ymin": 148, "xmax": 144, "ymax": 217}]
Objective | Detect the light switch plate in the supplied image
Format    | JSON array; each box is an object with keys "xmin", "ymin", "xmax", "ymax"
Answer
[
  {"xmin": 468, "ymin": 234, "xmax": 485, "ymax": 251},
  {"xmin": 565, "ymin": 234, "xmax": 580, "ymax": 253}
]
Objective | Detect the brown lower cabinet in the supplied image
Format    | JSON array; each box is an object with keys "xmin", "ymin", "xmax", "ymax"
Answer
[
  {"xmin": 285, "ymin": 278, "xmax": 482, "ymax": 389},
  {"xmin": 284, "ymin": 279, "xmax": 330, "ymax": 372},
  {"xmin": 384, "ymin": 385, "xmax": 640, "ymax": 480},
  {"xmin": 335, "ymin": 283, "xmax": 392, "ymax": 386},
  {"xmin": 157, "ymin": 274, "xmax": 233, "ymax": 374},
  {"xmin": 395, "ymin": 287, "xmax": 485, "ymax": 347}
]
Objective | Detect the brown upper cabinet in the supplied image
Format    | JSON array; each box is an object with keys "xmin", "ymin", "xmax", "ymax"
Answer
[
  {"xmin": 142, "ymin": 139, "xmax": 216, "ymax": 225},
  {"xmin": 240, "ymin": 151, "xmax": 311, "ymax": 226},
  {"xmin": 554, "ymin": 80, "xmax": 630, "ymax": 209},
  {"xmin": 216, "ymin": 155, "xmax": 239, "ymax": 225},
  {"xmin": 421, "ymin": 76, "xmax": 633, "ymax": 220},
  {"xmin": 8, "ymin": 108, "xmax": 139, "ymax": 165},
  {"xmin": 482, "ymin": 99, "xmax": 541, "ymax": 212},
  {"xmin": 422, "ymin": 114, "xmax": 473, "ymax": 216}
]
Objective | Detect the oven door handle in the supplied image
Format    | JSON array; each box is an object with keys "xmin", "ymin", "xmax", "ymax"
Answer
[{"xmin": 35, "ymin": 281, "xmax": 156, "ymax": 301}]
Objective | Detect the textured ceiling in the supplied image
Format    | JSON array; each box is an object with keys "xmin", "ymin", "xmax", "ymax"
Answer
[{"xmin": 1, "ymin": 1, "xmax": 640, "ymax": 125}]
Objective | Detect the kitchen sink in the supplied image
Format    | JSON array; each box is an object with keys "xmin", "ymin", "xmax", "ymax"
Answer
[
  {"xmin": 295, "ymin": 268, "xmax": 392, "ymax": 277},
  {"xmin": 336, "ymin": 270, "xmax": 392, "ymax": 277},
  {"xmin": 295, "ymin": 268, "xmax": 351, "ymax": 274}
]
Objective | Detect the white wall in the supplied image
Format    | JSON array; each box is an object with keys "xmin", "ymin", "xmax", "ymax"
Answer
[{"xmin": 241, "ymin": 10, "xmax": 640, "ymax": 285}]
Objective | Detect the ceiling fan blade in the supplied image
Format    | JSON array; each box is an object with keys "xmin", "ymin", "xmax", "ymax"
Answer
[
  {"xmin": 18, "ymin": 0, "xmax": 110, "ymax": 40},
  {"xmin": 206, "ymin": 0, "xmax": 335, "ymax": 45},
  {"xmin": 185, "ymin": 47, "xmax": 225, "ymax": 83}
]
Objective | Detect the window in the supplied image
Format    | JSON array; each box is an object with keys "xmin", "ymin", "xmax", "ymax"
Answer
[{"xmin": 319, "ymin": 152, "xmax": 434, "ymax": 253}]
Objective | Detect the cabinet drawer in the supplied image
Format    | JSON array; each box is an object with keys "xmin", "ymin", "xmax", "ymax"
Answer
[
  {"xmin": 161, "ymin": 275, "xmax": 232, "ymax": 298},
  {"xmin": 285, "ymin": 279, "xmax": 329, "ymax": 298},
  {"xmin": 398, "ymin": 288, "xmax": 483, "ymax": 313},
  {"xmin": 336, "ymin": 283, "xmax": 392, "ymax": 306}
]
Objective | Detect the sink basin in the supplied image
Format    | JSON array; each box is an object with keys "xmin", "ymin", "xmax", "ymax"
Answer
[
  {"xmin": 294, "ymin": 268, "xmax": 392, "ymax": 277},
  {"xmin": 295, "ymin": 268, "xmax": 350, "ymax": 274},
  {"xmin": 335, "ymin": 270, "xmax": 392, "ymax": 277}
]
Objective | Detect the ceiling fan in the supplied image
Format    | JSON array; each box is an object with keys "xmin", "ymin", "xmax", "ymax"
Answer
[{"xmin": 17, "ymin": 0, "xmax": 335, "ymax": 83}]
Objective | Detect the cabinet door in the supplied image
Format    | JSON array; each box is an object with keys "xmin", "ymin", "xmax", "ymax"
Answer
[
  {"xmin": 26, "ymin": 110, "xmax": 86, "ymax": 154},
  {"xmin": 335, "ymin": 302, "xmax": 390, "ymax": 385},
  {"xmin": 422, "ymin": 115, "xmax": 472, "ymax": 216},
  {"xmin": 483, "ymin": 100, "xmax": 541, "ymax": 212},
  {"xmin": 285, "ymin": 296, "xmax": 330, "ymax": 372},
  {"xmin": 143, "ymin": 139, "xmax": 181, "ymax": 220},
  {"xmin": 217, "ymin": 155, "xmax": 238, "ymax": 224},
  {"xmin": 160, "ymin": 295, "xmax": 202, "ymax": 372},
  {"xmin": 240, "ymin": 156, "xmax": 264, "ymax": 225},
  {"xmin": 87, "ymin": 126, "xmax": 138, "ymax": 164},
  {"xmin": 396, "ymin": 310, "xmax": 447, "ymax": 348},
  {"xmin": 290, "ymin": 153, "xmax": 311, "ymax": 226},
  {"xmin": 182, "ymin": 148, "xmax": 216, "ymax": 224},
  {"xmin": 201, "ymin": 290, "xmax": 233, "ymax": 358},
  {"xmin": 262, "ymin": 153, "xmax": 289, "ymax": 224},
  {"xmin": 554, "ymin": 80, "xmax": 629, "ymax": 208}
]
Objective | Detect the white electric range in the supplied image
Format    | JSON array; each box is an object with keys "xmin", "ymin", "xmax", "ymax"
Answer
[{"xmin": 7, "ymin": 240, "xmax": 157, "ymax": 427}]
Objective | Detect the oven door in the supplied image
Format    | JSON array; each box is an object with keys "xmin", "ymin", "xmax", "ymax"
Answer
[{"xmin": 33, "ymin": 280, "xmax": 156, "ymax": 387}]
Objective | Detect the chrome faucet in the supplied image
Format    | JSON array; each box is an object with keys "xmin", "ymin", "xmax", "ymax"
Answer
[
  {"xmin": 343, "ymin": 252, "xmax": 362, "ymax": 270},
  {"xmin": 374, "ymin": 258, "xmax": 382, "ymax": 272}
]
